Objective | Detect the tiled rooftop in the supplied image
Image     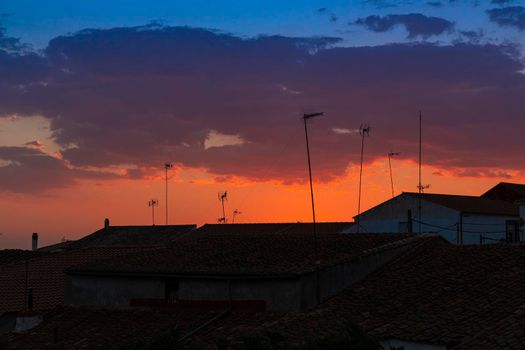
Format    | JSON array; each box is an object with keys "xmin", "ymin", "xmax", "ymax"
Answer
[
  {"xmin": 457, "ymin": 304, "xmax": 525, "ymax": 349},
  {"xmin": 0, "ymin": 246, "xmax": 159, "ymax": 313},
  {"xmin": 0, "ymin": 249, "xmax": 48, "ymax": 266},
  {"xmin": 9, "ymin": 235, "xmax": 525, "ymax": 348},
  {"xmin": 62, "ymin": 224, "xmax": 197, "ymax": 250},
  {"xmin": 404, "ymin": 192, "xmax": 519, "ymax": 216},
  {"xmin": 68, "ymin": 233, "xmax": 411, "ymax": 277},
  {"xmin": 264, "ymin": 236, "xmax": 525, "ymax": 347},
  {"xmin": 9, "ymin": 306, "xmax": 229, "ymax": 349},
  {"xmin": 193, "ymin": 222, "xmax": 353, "ymax": 236}
]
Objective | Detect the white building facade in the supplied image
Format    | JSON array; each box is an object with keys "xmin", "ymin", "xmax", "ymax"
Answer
[{"xmin": 344, "ymin": 192, "xmax": 522, "ymax": 244}]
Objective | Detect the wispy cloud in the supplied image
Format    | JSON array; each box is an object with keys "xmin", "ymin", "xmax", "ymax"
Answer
[
  {"xmin": 23, "ymin": 140, "xmax": 44, "ymax": 149},
  {"xmin": 332, "ymin": 128, "xmax": 360, "ymax": 135},
  {"xmin": 204, "ymin": 130, "xmax": 245, "ymax": 150}
]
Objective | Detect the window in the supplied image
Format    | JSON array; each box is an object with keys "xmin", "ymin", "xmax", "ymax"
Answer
[
  {"xmin": 398, "ymin": 222, "xmax": 408, "ymax": 233},
  {"xmin": 505, "ymin": 220, "xmax": 521, "ymax": 242},
  {"xmin": 165, "ymin": 279, "xmax": 179, "ymax": 303}
]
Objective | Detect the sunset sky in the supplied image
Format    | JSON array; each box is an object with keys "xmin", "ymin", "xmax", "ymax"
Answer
[{"xmin": 1, "ymin": 0, "xmax": 525, "ymax": 248}]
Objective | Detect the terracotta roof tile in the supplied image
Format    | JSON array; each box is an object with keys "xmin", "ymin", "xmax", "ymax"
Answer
[
  {"xmin": 404, "ymin": 192, "xmax": 518, "ymax": 216},
  {"xmin": 64, "ymin": 224, "xmax": 196, "ymax": 249},
  {"xmin": 0, "ymin": 247, "xmax": 159, "ymax": 313},
  {"xmin": 10, "ymin": 306, "xmax": 225, "ymax": 349},
  {"xmin": 193, "ymin": 222, "xmax": 353, "ymax": 236},
  {"xmin": 288, "ymin": 237, "xmax": 525, "ymax": 347},
  {"xmin": 0, "ymin": 250, "xmax": 48, "ymax": 266},
  {"xmin": 68, "ymin": 233, "xmax": 410, "ymax": 277}
]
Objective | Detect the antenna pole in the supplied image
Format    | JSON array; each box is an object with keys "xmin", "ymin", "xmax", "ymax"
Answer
[
  {"xmin": 149, "ymin": 199, "xmax": 158, "ymax": 226},
  {"xmin": 388, "ymin": 152, "xmax": 399, "ymax": 198},
  {"xmin": 218, "ymin": 191, "xmax": 228, "ymax": 223},
  {"xmin": 221, "ymin": 197, "xmax": 226, "ymax": 223},
  {"xmin": 303, "ymin": 112, "xmax": 323, "ymax": 306},
  {"xmin": 164, "ymin": 163, "xmax": 173, "ymax": 225},
  {"xmin": 418, "ymin": 112, "xmax": 422, "ymax": 234},
  {"xmin": 304, "ymin": 118, "xmax": 317, "ymax": 231},
  {"xmin": 388, "ymin": 153, "xmax": 394, "ymax": 198},
  {"xmin": 356, "ymin": 125, "xmax": 370, "ymax": 234}
]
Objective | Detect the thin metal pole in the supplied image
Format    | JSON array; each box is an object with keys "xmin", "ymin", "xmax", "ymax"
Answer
[
  {"xmin": 357, "ymin": 130, "xmax": 366, "ymax": 234},
  {"xmin": 418, "ymin": 112, "xmax": 422, "ymax": 234},
  {"xmin": 388, "ymin": 154, "xmax": 394, "ymax": 198},
  {"xmin": 221, "ymin": 198, "xmax": 226, "ymax": 224},
  {"xmin": 165, "ymin": 166, "xmax": 168, "ymax": 225},
  {"xmin": 303, "ymin": 113, "xmax": 322, "ymax": 306},
  {"xmin": 152, "ymin": 203, "xmax": 155, "ymax": 226},
  {"xmin": 303, "ymin": 118, "xmax": 317, "ymax": 244}
]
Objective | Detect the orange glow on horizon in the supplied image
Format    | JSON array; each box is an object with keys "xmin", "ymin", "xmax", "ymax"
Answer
[{"xmin": 1, "ymin": 158, "xmax": 523, "ymax": 249}]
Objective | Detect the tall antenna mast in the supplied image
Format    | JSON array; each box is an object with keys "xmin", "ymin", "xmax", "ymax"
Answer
[
  {"xmin": 388, "ymin": 152, "xmax": 400, "ymax": 198},
  {"xmin": 218, "ymin": 191, "xmax": 228, "ymax": 223},
  {"xmin": 416, "ymin": 112, "xmax": 430, "ymax": 234},
  {"xmin": 356, "ymin": 124, "xmax": 370, "ymax": 234},
  {"xmin": 164, "ymin": 163, "xmax": 173, "ymax": 225},
  {"xmin": 303, "ymin": 112, "xmax": 324, "ymax": 306},
  {"xmin": 148, "ymin": 199, "xmax": 159, "ymax": 226}
]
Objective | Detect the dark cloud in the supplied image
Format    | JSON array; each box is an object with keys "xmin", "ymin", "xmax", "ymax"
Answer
[
  {"xmin": 316, "ymin": 7, "xmax": 338, "ymax": 22},
  {"xmin": 487, "ymin": 6, "xmax": 525, "ymax": 30},
  {"xmin": 458, "ymin": 30, "xmax": 483, "ymax": 43},
  {"xmin": 0, "ymin": 147, "xmax": 117, "ymax": 193},
  {"xmin": 354, "ymin": 13, "xmax": 455, "ymax": 38},
  {"xmin": 363, "ymin": 0, "xmax": 410, "ymax": 9},
  {"xmin": 491, "ymin": 0, "xmax": 515, "ymax": 5},
  {"xmin": 0, "ymin": 25, "xmax": 524, "ymax": 193}
]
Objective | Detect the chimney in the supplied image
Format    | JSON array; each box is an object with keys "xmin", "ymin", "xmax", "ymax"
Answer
[
  {"xmin": 32, "ymin": 233, "xmax": 38, "ymax": 251},
  {"xmin": 104, "ymin": 218, "xmax": 110, "ymax": 229}
]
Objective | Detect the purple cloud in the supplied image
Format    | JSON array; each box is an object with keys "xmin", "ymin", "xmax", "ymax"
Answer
[
  {"xmin": 354, "ymin": 13, "xmax": 455, "ymax": 38},
  {"xmin": 0, "ymin": 25, "xmax": 524, "ymax": 193},
  {"xmin": 0, "ymin": 147, "xmax": 118, "ymax": 193}
]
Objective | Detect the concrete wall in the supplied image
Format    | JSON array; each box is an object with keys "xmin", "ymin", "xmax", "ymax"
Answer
[
  {"xmin": 344, "ymin": 194, "xmax": 517, "ymax": 244},
  {"xmin": 65, "ymin": 275, "xmax": 165, "ymax": 308},
  {"xmin": 178, "ymin": 278, "xmax": 303, "ymax": 312},
  {"xmin": 317, "ymin": 241, "xmax": 413, "ymax": 302},
  {"xmin": 382, "ymin": 339, "xmax": 446, "ymax": 350}
]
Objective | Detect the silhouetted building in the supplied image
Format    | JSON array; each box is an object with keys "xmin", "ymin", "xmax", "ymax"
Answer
[
  {"xmin": 65, "ymin": 231, "xmax": 414, "ymax": 311},
  {"xmin": 481, "ymin": 182, "xmax": 525, "ymax": 202}
]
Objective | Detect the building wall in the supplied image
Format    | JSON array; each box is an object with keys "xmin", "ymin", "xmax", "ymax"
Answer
[
  {"xmin": 65, "ymin": 240, "xmax": 413, "ymax": 312},
  {"xmin": 382, "ymin": 339, "xmax": 446, "ymax": 350},
  {"xmin": 178, "ymin": 278, "xmax": 303, "ymax": 312},
  {"xmin": 344, "ymin": 195, "xmax": 517, "ymax": 244},
  {"xmin": 317, "ymin": 241, "xmax": 413, "ymax": 302},
  {"xmin": 65, "ymin": 275, "xmax": 165, "ymax": 308}
]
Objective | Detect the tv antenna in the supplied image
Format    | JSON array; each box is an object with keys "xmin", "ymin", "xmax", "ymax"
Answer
[
  {"xmin": 302, "ymin": 111, "xmax": 324, "ymax": 306},
  {"xmin": 417, "ymin": 112, "xmax": 430, "ymax": 234},
  {"xmin": 387, "ymin": 152, "xmax": 400, "ymax": 198},
  {"xmin": 232, "ymin": 209, "xmax": 242, "ymax": 224},
  {"xmin": 164, "ymin": 163, "xmax": 173, "ymax": 225},
  {"xmin": 218, "ymin": 191, "xmax": 228, "ymax": 224},
  {"xmin": 148, "ymin": 199, "xmax": 159, "ymax": 226},
  {"xmin": 356, "ymin": 124, "xmax": 370, "ymax": 234}
]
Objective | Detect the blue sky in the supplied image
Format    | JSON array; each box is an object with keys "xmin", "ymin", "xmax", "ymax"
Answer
[{"xmin": 2, "ymin": 0, "xmax": 524, "ymax": 50}]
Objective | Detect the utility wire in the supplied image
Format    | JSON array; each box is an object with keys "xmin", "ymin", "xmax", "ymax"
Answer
[{"xmin": 410, "ymin": 218, "xmax": 509, "ymax": 235}]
